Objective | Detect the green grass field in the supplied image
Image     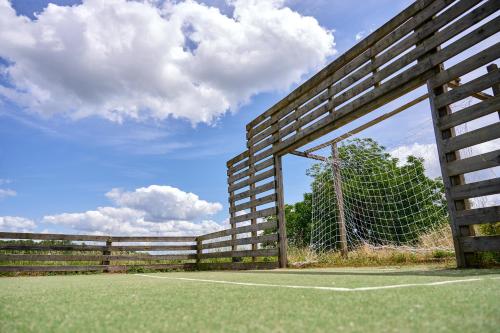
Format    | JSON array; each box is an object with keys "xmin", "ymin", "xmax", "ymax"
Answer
[{"xmin": 1, "ymin": 266, "xmax": 499, "ymax": 332}]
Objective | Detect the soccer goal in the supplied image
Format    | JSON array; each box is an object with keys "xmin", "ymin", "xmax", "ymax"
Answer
[{"xmin": 309, "ymin": 138, "xmax": 451, "ymax": 253}]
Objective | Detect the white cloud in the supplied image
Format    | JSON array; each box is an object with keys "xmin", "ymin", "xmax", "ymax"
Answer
[
  {"xmin": 0, "ymin": 216, "xmax": 36, "ymax": 232},
  {"xmin": 355, "ymin": 31, "xmax": 365, "ymax": 41},
  {"xmin": 389, "ymin": 143, "xmax": 441, "ymax": 178},
  {"xmin": 43, "ymin": 206, "xmax": 223, "ymax": 236},
  {"xmin": 0, "ymin": 188, "xmax": 16, "ymax": 199},
  {"xmin": 106, "ymin": 185, "xmax": 222, "ymax": 221},
  {"xmin": 0, "ymin": 179, "xmax": 12, "ymax": 185},
  {"xmin": 42, "ymin": 184, "xmax": 224, "ymax": 236},
  {"xmin": 0, "ymin": 0, "xmax": 335, "ymax": 124}
]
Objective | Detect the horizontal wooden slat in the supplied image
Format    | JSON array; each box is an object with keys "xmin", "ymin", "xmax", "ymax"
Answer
[
  {"xmin": 0, "ymin": 244, "xmax": 197, "ymax": 251},
  {"xmin": 0, "ymin": 265, "xmax": 106, "ymax": 272},
  {"xmin": 0, "ymin": 232, "xmax": 197, "ymax": 243},
  {"xmin": 0, "ymin": 254, "xmax": 197, "ymax": 261},
  {"xmin": 327, "ymin": 0, "xmax": 497, "ymax": 122},
  {"xmin": 198, "ymin": 220, "xmax": 277, "ymax": 241},
  {"xmin": 197, "ymin": 261, "xmax": 279, "ymax": 271},
  {"xmin": 455, "ymin": 206, "xmax": 500, "ymax": 226},
  {"xmin": 272, "ymin": 11, "xmax": 500, "ymax": 157},
  {"xmin": 438, "ymin": 96, "xmax": 500, "ymax": 130},
  {"xmin": 460, "ymin": 235, "xmax": 500, "ymax": 252},
  {"xmin": 230, "ymin": 181, "xmax": 275, "ymax": 202},
  {"xmin": 446, "ymin": 149, "xmax": 500, "ymax": 176},
  {"xmin": 429, "ymin": 41, "xmax": 500, "ymax": 89},
  {"xmin": 200, "ymin": 248, "xmax": 279, "ymax": 259},
  {"xmin": 201, "ymin": 234, "xmax": 278, "ymax": 250},
  {"xmin": 110, "ymin": 236, "xmax": 197, "ymax": 242},
  {"xmin": 227, "ymin": 157, "xmax": 274, "ymax": 182},
  {"xmin": 228, "ymin": 168, "xmax": 275, "ymax": 192},
  {"xmin": 230, "ymin": 193, "xmax": 277, "ymax": 213},
  {"xmin": 245, "ymin": 0, "xmax": 435, "ymax": 131},
  {"xmin": 109, "ymin": 245, "xmax": 197, "ymax": 251},
  {"xmin": 0, "ymin": 232, "xmax": 109, "ymax": 242},
  {"xmin": 230, "ymin": 207, "xmax": 277, "ymax": 224},
  {"xmin": 442, "ymin": 122, "xmax": 500, "ymax": 153},
  {"xmin": 0, "ymin": 244, "xmax": 106, "ymax": 251},
  {"xmin": 0, "ymin": 263, "xmax": 197, "ymax": 273},
  {"xmin": 227, "ymin": 150, "xmax": 249, "ymax": 167},
  {"xmin": 434, "ymin": 67, "xmax": 500, "ymax": 108},
  {"xmin": 450, "ymin": 177, "xmax": 500, "ymax": 200}
]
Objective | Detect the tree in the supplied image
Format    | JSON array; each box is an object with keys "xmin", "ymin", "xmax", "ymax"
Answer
[{"xmin": 287, "ymin": 138, "xmax": 448, "ymax": 249}]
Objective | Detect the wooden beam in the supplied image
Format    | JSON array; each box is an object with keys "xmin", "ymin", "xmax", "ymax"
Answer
[
  {"xmin": 305, "ymin": 93, "xmax": 429, "ymax": 153},
  {"xmin": 290, "ymin": 150, "xmax": 328, "ymax": 162}
]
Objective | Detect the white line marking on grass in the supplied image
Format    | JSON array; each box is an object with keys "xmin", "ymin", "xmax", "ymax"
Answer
[{"xmin": 135, "ymin": 274, "xmax": 496, "ymax": 292}]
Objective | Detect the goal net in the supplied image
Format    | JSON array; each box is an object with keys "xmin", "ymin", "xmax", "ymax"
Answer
[{"xmin": 310, "ymin": 138, "xmax": 451, "ymax": 252}]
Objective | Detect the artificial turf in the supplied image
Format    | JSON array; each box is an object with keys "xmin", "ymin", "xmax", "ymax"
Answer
[{"xmin": 0, "ymin": 266, "xmax": 499, "ymax": 332}]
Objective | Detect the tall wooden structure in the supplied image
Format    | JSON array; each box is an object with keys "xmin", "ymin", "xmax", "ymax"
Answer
[{"xmin": 226, "ymin": 0, "xmax": 500, "ymax": 268}]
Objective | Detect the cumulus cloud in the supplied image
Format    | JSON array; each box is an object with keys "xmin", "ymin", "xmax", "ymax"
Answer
[
  {"xmin": 42, "ymin": 184, "xmax": 224, "ymax": 236},
  {"xmin": 0, "ymin": 188, "xmax": 16, "ymax": 199},
  {"xmin": 43, "ymin": 207, "xmax": 222, "ymax": 236},
  {"xmin": 106, "ymin": 185, "xmax": 222, "ymax": 221},
  {"xmin": 0, "ymin": 0, "xmax": 335, "ymax": 124},
  {"xmin": 389, "ymin": 143, "xmax": 441, "ymax": 178},
  {"xmin": 0, "ymin": 216, "xmax": 36, "ymax": 232}
]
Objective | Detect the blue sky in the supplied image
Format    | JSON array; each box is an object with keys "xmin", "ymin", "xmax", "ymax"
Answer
[{"xmin": 1, "ymin": 0, "xmax": 495, "ymax": 235}]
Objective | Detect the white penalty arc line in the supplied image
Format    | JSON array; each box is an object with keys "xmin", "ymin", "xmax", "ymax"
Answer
[{"xmin": 134, "ymin": 274, "xmax": 496, "ymax": 292}]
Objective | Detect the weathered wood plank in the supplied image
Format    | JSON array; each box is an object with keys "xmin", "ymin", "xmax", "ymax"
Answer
[
  {"xmin": 0, "ymin": 232, "xmax": 109, "ymax": 242},
  {"xmin": 228, "ymin": 168, "xmax": 275, "ymax": 191},
  {"xmin": 245, "ymin": 0, "xmax": 435, "ymax": 131},
  {"xmin": 199, "ymin": 248, "xmax": 278, "ymax": 259},
  {"xmin": 274, "ymin": 154, "xmax": 288, "ymax": 268},
  {"xmin": 109, "ymin": 245, "xmax": 197, "ymax": 251},
  {"xmin": 197, "ymin": 261, "xmax": 279, "ymax": 271},
  {"xmin": 230, "ymin": 207, "xmax": 277, "ymax": 225},
  {"xmin": 275, "ymin": 13, "xmax": 500, "ymax": 156},
  {"xmin": 0, "ymin": 265, "xmax": 106, "ymax": 272},
  {"xmin": 201, "ymin": 234, "xmax": 278, "ymax": 250},
  {"xmin": 0, "ymin": 254, "xmax": 197, "ymax": 261},
  {"xmin": 442, "ymin": 122, "xmax": 500, "ymax": 153},
  {"xmin": 450, "ymin": 177, "xmax": 500, "ymax": 200},
  {"xmin": 0, "ymin": 244, "xmax": 106, "ymax": 251},
  {"xmin": 429, "ymin": 41, "xmax": 500, "ymax": 89},
  {"xmin": 455, "ymin": 206, "xmax": 500, "ymax": 226},
  {"xmin": 227, "ymin": 150, "xmax": 249, "ymax": 167},
  {"xmin": 0, "ymin": 244, "xmax": 197, "ymax": 251},
  {"xmin": 227, "ymin": 157, "xmax": 273, "ymax": 182},
  {"xmin": 446, "ymin": 149, "xmax": 500, "ymax": 176},
  {"xmin": 434, "ymin": 68, "xmax": 500, "ymax": 108},
  {"xmin": 460, "ymin": 235, "xmax": 500, "ymax": 252},
  {"xmin": 230, "ymin": 181, "xmax": 275, "ymax": 202},
  {"xmin": 230, "ymin": 193, "xmax": 277, "ymax": 214},
  {"xmin": 438, "ymin": 96, "xmax": 500, "ymax": 130},
  {"xmin": 0, "ymin": 263, "xmax": 197, "ymax": 273},
  {"xmin": 110, "ymin": 236, "xmax": 197, "ymax": 242},
  {"xmin": 198, "ymin": 220, "xmax": 277, "ymax": 241}
]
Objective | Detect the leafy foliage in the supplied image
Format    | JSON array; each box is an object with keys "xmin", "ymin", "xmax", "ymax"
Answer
[{"xmin": 286, "ymin": 138, "xmax": 448, "ymax": 249}]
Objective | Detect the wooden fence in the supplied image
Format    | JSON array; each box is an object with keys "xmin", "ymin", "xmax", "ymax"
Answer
[
  {"xmin": 0, "ymin": 225, "xmax": 279, "ymax": 272},
  {"xmin": 226, "ymin": 0, "xmax": 500, "ymax": 268}
]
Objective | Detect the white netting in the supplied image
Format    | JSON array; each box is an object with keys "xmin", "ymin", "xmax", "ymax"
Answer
[{"xmin": 310, "ymin": 138, "xmax": 451, "ymax": 252}]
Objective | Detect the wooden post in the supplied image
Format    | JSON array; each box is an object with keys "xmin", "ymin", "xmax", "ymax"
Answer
[
  {"xmin": 331, "ymin": 143, "xmax": 348, "ymax": 257},
  {"xmin": 487, "ymin": 64, "xmax": 499, "ymax": 119},
  {"xmin": 422, "ymin": 16, "xmax": 474, "ymax": 268},
  {"xmin": 196, "ymin": 237, "xmax": 202, "ymax": 268},
  {"xmin": 101, "ymin": 238, "xmax": 112, "ymax": 272},
  {"xmin": 274, "ymin": 154, "xmax": 287, "ymax": 268}
]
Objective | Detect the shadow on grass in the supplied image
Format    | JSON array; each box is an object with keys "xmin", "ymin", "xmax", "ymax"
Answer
[{"xmin": 237, "ymin": 268, "xmax": 500, "ymax": 278}]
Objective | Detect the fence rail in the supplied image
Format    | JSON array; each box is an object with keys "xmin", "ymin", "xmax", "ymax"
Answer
[{"xmin": 0, "ymin": 223, "xmax": 279, "ymax": 273}]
